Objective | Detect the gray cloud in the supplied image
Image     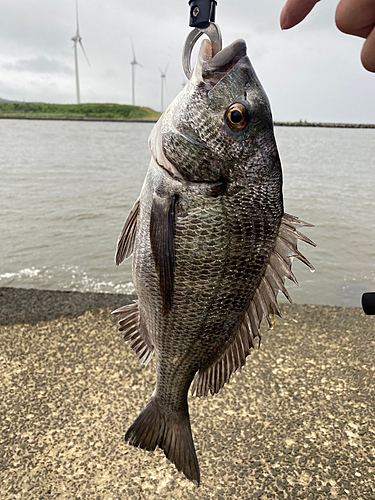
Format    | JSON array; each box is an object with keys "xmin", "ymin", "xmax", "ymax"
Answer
[
  {"xmin": 0, "ymin": 0, "xmax": 373, "ymax": 122},
  {"xmin": 3, "ymin": 56, "xmax": 73, "ymax": 75}
]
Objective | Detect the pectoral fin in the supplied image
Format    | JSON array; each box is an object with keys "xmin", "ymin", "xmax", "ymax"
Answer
[
  {"xmin": 115, "ymin": 199, "xmax": 140, "ymax": 265},
  {"xmin": 150, "ymin": 193, "xmax": 178, "ymax": 315}
]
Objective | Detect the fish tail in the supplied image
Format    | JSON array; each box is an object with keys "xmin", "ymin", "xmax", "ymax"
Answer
[{"xmin": 125, "ymin": 393, "xmax": 200, "ymax": 486}]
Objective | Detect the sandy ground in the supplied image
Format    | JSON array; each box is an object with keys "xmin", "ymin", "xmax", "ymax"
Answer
[{"xmin": 1, "ymin": 287, "xmax": 374, "ymax": 500}]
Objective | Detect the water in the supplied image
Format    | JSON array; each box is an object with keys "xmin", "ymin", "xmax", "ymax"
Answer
[{"xmin": 1, "ymin": 119, "xmax": 374, "ymax": 307}]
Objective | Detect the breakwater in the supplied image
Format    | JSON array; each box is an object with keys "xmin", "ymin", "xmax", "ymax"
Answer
[{"xmin": 274, "ymin": 121, "xmax": 375, "ymax": 128}]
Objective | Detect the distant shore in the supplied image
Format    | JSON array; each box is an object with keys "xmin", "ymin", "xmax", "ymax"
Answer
[
  {"xmin": 1, "ymin": 114, "xmax": 374, "ymax": 128},
  {"xmin": 275, "ymin": 121, "xmax": 375, "ymax": 129},
  {"xmin": 0, "ymin": 115, "xmax": 158, "ymax": 123},
  {"xmin": 0, "ymin": 102, "xmax": 161, "ymax": 122},
  {"xmin": 1, "ymin": 102, "xmax": 374, "ymax": 128}
]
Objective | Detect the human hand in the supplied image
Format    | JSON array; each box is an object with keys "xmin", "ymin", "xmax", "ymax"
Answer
[{"xmin": 280, "ymin": 0, "xmax": 375, "ymax": 72}]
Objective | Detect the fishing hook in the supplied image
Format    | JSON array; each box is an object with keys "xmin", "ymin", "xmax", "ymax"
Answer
[{"xmin": 182, "ymin": 0, "xmax": 222, "ymax": 80}]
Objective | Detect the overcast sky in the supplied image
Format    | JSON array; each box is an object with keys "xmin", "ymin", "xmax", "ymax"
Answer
[{"xmin": 0, "ymin": 0, "xmax": 374, "ymax": 123}]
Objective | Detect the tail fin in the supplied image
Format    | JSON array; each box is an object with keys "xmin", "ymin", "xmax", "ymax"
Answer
[{"xmin": 125, "ymin": 393, "xmax": 200, "ymax": 485}]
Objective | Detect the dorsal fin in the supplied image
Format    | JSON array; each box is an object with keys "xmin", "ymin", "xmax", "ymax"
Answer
[
  {"xmin": 191, "ymin": 213, "xmax": 316, "ymax": 397},
  {"xmin": 115, "ymin": 199, "xmax": 140, "ymax": 266},
  {"xmin": 112, "ymin": 301, "xmax": 154, "ymax": 366}
]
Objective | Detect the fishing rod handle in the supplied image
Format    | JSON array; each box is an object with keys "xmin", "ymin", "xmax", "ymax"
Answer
[{"xmin": 362, "ymin": 292, "xmax": 375, "ymax": 315}]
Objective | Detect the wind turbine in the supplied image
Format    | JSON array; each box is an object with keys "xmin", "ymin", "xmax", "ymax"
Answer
[
  {"xmin": 130, "ymin": 39, "xmax": 142, "ymax": 106},
  {"xmin": 159, "ymin": 64, "xmax": 168, "ymax": 113},
  {"xmin": 71, "ymin": 0, "xmax": 90, "ymax": 104}
]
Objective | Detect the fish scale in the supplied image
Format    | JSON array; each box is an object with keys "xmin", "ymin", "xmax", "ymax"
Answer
[{"xmin": 113, "ymin": 37, "xmax": 315, "ymax": 485}]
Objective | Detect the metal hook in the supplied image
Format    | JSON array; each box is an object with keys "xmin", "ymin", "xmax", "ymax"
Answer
[{"xmin": 182, "ymin": 22, "xmax": 222, "ymax": 80}]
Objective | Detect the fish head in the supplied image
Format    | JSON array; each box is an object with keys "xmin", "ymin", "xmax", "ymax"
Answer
[{"xmin": 150, "ymin": 38, "xmax": 280, "ymax": 184}]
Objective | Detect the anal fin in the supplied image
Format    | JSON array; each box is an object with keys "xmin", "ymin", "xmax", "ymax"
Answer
[{"xmin": 112, "ymin": 301, "xmax": 154, "ymax": 366}]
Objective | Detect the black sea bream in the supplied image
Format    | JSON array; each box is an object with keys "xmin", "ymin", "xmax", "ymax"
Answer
[{"xmin": 113, "ymin": 38, "xmax": 315, "ymax": 485}]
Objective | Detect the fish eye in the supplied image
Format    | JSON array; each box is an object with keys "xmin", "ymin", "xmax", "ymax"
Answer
[{"xmin": 225, "ymin": 102, "xmax": 250, "ymax": 131}]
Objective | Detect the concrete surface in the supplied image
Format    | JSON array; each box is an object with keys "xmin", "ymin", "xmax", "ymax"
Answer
[{"xmin": 1, "ymin": 287, "xmax": 374, "ymax": 499}]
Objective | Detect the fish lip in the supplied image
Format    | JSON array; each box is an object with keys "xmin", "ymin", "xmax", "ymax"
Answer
[{"xmin": 196, "ymin": 38, "xmax": 247, "ymax": 87}]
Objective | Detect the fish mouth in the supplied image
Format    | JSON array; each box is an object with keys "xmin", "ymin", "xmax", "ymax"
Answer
[{"xmin": 194, "ymin": 38, "xmax": 247, "ymax": 87}]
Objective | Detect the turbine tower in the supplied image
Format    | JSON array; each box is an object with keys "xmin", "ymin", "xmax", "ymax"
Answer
[
  {"xmin": 71, "ymin": 0, "xmax": 90, "ymax": 104},
  {"xmin": 159, "ymin": 64, "xmax": 168, "ymax": 113},
  {"xmin": 130, "ymin": 40, "xmax": 142, "ymax": 106}
]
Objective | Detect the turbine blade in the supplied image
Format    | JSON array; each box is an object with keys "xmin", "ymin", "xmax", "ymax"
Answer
[
  {"xmin": 158, "ymin": 67, "xmax": 163, "ymax": 75},
  {"xmin": 75, "ymin": 0, "xmax": 80, "ymax": 36},
  {"xmin": 79, "ymin": 40, "xmax": 91, "ymax": 67},
  {"xmin": 131, "ymin": 38, "xmax": 135, "ymax": 58},
  {"xmin": 130, "ymin": 38, "xmax": 137, "ymax": 64},
  {"xmin": 164, "ymin": 63, "xmax": 169, "ymax": 75}
]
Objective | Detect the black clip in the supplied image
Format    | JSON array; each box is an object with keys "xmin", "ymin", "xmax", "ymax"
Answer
[{"xmin": 188, "ymin": 0, "xmax": 217, "ymax": 29}]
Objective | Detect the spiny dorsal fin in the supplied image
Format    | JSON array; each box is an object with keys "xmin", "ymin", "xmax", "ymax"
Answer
[
  {"xmin": 112, "ymin": 301, "xmax": 154, "ymax": 366},
  {"xmin": 115, "ymin": 199, "xmax": 140, "ymax": 266},
  {"xmin": 191, "ymin": 213, "xmax": 315, "ymax": 397}
]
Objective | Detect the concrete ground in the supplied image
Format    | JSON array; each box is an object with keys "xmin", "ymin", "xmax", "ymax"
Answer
[{"xmin": 1, "ymin": 287, "xmax": 374, "ymax": 500}]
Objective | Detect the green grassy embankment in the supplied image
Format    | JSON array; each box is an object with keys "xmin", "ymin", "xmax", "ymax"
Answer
[
  {"xmin": 0, "ymin": 102, "xmax": 161, "ymax": 122},
  {"xmin": 1, "ymin": 102, "xmax": 374, "ymax": 128}
]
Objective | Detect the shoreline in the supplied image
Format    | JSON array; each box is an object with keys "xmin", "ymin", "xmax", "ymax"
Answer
[
  {"xmin": 0, "ymin": 286, "xmax": 135, "ymax": 325},
  {"xmin": 1, "ymin": 286, "xmax": 374, "ymax": 498},
  {"xmin": 0, "ymin": 115, "xmax": 157, "ymax": 123},
  {"xmin": 0, "ymin": 286, "xmax": 360, "ymax": 326},
  {"xmin": 275, "ymin": 121, "xmax": 375, "ymax": 129},
  {"xmin": 0, "ymin": 287, "xmax": 375, "ymax": 500},
  {"xmin": 0, "ymin": 115, "xmax": 374, "ymax": 128}
]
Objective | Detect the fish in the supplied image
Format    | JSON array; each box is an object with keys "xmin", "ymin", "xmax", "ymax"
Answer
[{"xmin": 113, "ymin": 37, "xmax": 315, "ymax": 485}]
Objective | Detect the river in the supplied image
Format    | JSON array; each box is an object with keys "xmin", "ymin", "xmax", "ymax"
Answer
[{"xmin": 1, "ymin": 118, "xmax": 374, "ymax": 307}]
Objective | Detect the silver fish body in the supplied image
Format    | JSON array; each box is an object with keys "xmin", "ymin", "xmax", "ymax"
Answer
[{"xmin": 114, "ymin": 39, "xmax": 314, "ymax": 485}]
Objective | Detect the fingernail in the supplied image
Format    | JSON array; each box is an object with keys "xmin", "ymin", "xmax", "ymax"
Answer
[{"xmin": 280, "ymin": 6, "xmax": 289, "ymax": 30}]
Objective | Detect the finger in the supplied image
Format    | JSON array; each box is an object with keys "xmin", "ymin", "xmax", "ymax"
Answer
[
  {"xmin": 335, "ymin": 0, "xmax": 375, "ymax": 38},
  {"xmin": 280, "ymin": 0, "xmax": 321, "ymax": 30},
  {"xmin": 361, "ymin": 26, "xmax": 375, "ymax": 71}
]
